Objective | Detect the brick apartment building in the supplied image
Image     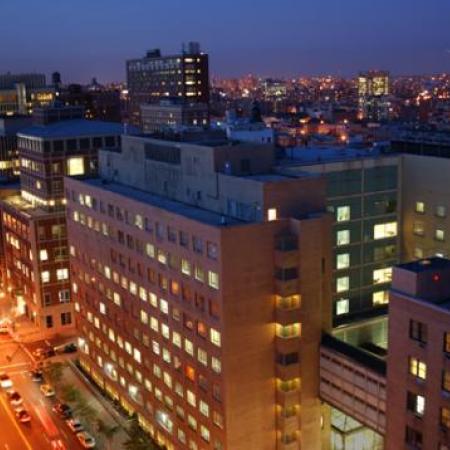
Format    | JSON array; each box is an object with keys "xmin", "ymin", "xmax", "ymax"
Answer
[
  {"xmin": 0, "ymin": 106, "xmax": 124, "ymax": 335},
  {"xmin": 386, "ymin": 258, "xmax": 450, "ymax": 450},
  {"xmin": 65, "ymin": 132, "xmax": 333, "ymax": 450}
]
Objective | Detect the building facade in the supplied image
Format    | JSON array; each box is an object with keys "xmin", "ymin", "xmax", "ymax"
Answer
[
  {"xmin": 141, "ymin": 100, "xmax": 209, "ymax": 133},
  {"xmin": 0, "ymin": 106, "xmax": 124, "ymax": 335},
  {"xmin": 66, "ymin": 134, "xmax": 333, "ymax": 450},
  {"xmin": 0, "ymin": 115, "xmax": 32, "ymax": 181},
  {"xmin": 401, "ymin": 154, "xmax": 450, "ymax": 262},
  {"xmin": 127, "ymin": 43, "xmax": 209, "ymax": 125},
  {"xmin": 386, "ymin": 258, "xmax": 450, "ymax": 450},
  {"xmin": 278, "ymin": 149, "xmax": 400, "ymax": 325},
  {"xmin": 358, "ymin": 71, "xmax": 390, "ymax": 122}
]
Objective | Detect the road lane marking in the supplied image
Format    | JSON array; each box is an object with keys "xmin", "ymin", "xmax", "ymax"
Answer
[{"xmin": 0, "ymin": 390, "xmax": 33, "ymax": 450}]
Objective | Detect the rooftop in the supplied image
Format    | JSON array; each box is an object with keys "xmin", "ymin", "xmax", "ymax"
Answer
[
  {"xmin": 397, "ymin": 257, "xmax": 450, "ymax": 273},
  {"xmin": 278, "ymin": 145, "xmax": 393, "ymax": 166},
  {"xmin": 82, "ymin": 178, "xmax": 245, "ymax": 227},
  {"xmin": 17, "ymin": 119, "xmax": 128, "ymax": 139}
]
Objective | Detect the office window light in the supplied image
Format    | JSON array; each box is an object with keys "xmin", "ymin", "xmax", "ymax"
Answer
[
  {"xmin": 336, "ymin": 253, "xmax": 350, "ymax": 270},
  {"xmin": 67, "ymin": 157, "xmax": 85, "ymax": 176},
  {"xmin": 374, "ymin": 222, "xmax": 397, "ymax": 240},
  {"xmin": 336, "ymin": 206, "xmax": 350, "ymax": 222},
  {"xmin": 336, "ymin": 298, "xmax": 349, "ymax": 315},
  {"xmin": 373, "ymin": 268, "xmax": 392, "ymax": 284},
  {"xmin": 336, "ymin": 230, "xmax": 350, "ymax": 246},
  {"xmin": 336, "ymin": 276, "xmax": 349, "ymax": 293},
  {"xmin": 415, "ymin": 201, "xmax": 425, "ymax": 213}
]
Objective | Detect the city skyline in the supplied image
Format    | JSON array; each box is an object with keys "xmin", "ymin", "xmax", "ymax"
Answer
[{"xmin": 1, "ymin": 0, "xmax": 449, "ymax": 83}]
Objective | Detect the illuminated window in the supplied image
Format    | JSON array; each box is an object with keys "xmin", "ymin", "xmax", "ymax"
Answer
[
  {"xmin": 267, "ymin": 208, "xmax": 277, "ymax": 222},
  {"xmin": 409, "ymin": 357, "xmax": 426, "ymax": 380},
  {"xmin": 211, "ymin": 357, "xmax": 221, "ymax": 374},
  {"xmin": 443, "ymin": 371, "xmax": 450, "ymax": 392},
  {"xmin": 336, "ymin": 206, "xmax": 350, "ymax": 222},
  {"xmin": 373, "ymin": 267, "xmax": 392, "ymax": 284},
  {"xmin": 336, "ymin": 230, "xmax": 350, "ymax": 246},
  {"xmin": 184, "ymin": 339, "xmax": 194, "ymax": 356},
  {"xmin": 374, "ymin": 222, "xmax": 397, "ymax": 240},
  {"xmin": 160, "ymin": 298, "xmax": 169, "ymax": 315},
  {"xmin": 336, "ymin": 298, "xmax": 349, "ymax": 315},
  {"xmin": 145, "ymin": 243, "xmax": 155, "ymax": 258},
  {"xmin": 56, "ymin": 268, "xmax": 69, "ymax": 280},
  {"xmin": 373, "ymin": 290, "xmax": 389, "ymax": 305},
  {"xmin": 181, "ymin": 259, "xmax": 191, "ymax": 276},
  {"xmin": 67, "ymin": 157, "xmax": 84, "ymax": 176},
  {"xmin": 414, "ymin": 247, "xmax": 424, "ymax": 259},
  {"xmin": 336, "ymin": 276, "xmax": 349, "ymax": 293},
  {"xmin": 194, "ymin": 266, "xmax": 205, "ymax": 283},
  {"xmin": 41, "ymin": 271, "xmax": 50, "ymax": 283},
  {"xmin": 39, "ymin": 249, "xmax": 48, "ymax": 261},
  {"xmin": 436, "ymin": 229, "xmax": 445, "ymax": 241},
  {"xmin": 133, "ymin": 348, "xmax": 141, "ymax": 363},
  {"xmin": 276, "ymin": 323, "xmax": 301, "ymax": 338},
  {"xmin": 415, "ymin": 202, "xmax": 425, "ymax": 213},
  {"xmin": 208, "ymin": 271, "xmax": 219, "ymax": 290},
  {"xmin": 407, "ymin": 392, "xmax": 425, "ymax": 416},
  {"xmin": 441, "ymin": 407, "xmax": 450, "ymax": 429},
  {"xmin": 200, "ymin": 425, "xmax": 210, "ymax": 442},
  {"xmin": 336, "ymin": 253, "xmax": 350, "ymax": 269},
  {"xmin": 99, "ymin": 302, "xmax": 106, "ymax": 315},
  {"xmin": 210, "ymin": 328, "xmax": 221, "ymax": 347}
]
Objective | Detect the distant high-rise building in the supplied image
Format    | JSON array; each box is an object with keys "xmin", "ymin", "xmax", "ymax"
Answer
[
  {"xmin": 358, "ymin": 71, "xmax": 391, "ymax": 121},
  {"xmin": 126, "ymin": 42, "xmax": 209, "ymax": 125},
  {"xmin": 52, "ymin": 71, "xmax": 62, "ymax": 89}
]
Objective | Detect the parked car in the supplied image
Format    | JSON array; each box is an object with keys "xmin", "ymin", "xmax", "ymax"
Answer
[
  {"xmin": 30, "ymin": 370, "xmax": 43, "ymax": 382},
  {"xmin": 33, "ymin": 347, "xmax": 56, "ymax": 359},
  {"xmin": 76, "ymin": 431, "xmax": 96, "ymax": 448},
  {"xmin": 15, "ymin": 408, "xmax": 31, "ymax": 423},
  {"xmin": 66, "ymin": 418, "xmax": 84, "ymax": 433},
  {"xmin": 40, "ymin": 384, "xmax": 55, "ymax": 397},
  {"xmin": 62, "ymin": 343, "xmax": 77, "ymax": 354},
  {"xmin": 0, "ymin": 372, "xmax": 12, "ymax": 389},
  {"xmin": 51, "ymin": 439, "xmax": 67, "ymax": 450},
  {"xmin": 7, "ymin": 390, "xmax": 23, "ymax": 407},
  {"xmin": 52, "ymin": 402, "xmax": 72, "ymax": 418}
]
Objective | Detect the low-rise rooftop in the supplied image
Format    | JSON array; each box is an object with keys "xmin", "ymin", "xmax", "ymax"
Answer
[
  {"xmin": 278, "ymin": 145, "xmax": 392, "ymax": 166},
  {"xmin": 18, "ymin": 119, "xmax": 127, "ymax": 139},
  {"xmin": 82, "ymin": 178, "xmax": 246, "ymax": 227}
]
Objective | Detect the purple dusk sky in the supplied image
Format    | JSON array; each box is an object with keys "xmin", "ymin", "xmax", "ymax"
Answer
[{"xmin": 1, "ymin": 0, "xmax": 449, "ymax": 84}]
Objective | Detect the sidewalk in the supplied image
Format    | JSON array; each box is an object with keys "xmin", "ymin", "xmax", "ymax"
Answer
[{"xmin": 59, "ymin": 361, "xmax": 131, "ymax": 450}]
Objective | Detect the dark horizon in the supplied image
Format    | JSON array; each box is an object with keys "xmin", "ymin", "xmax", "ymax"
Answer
[{"xmin": 1, "ymin": 0, "xmax": 449, "ymax": 84}]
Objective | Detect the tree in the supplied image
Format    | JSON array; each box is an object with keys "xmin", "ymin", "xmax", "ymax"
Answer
[
  {"xmin": 73, "ymin": 395, "xmax": 98, "ymax": 423},
  {"xmin": 123, "ymin": 414, "xmax": 160, "ymax": 450},
  {"xmin": 60, "ymin": 385, "xmax": 82, "ymax": 404},
  {"xmin": 96, "ymin": 419, "xmax": 120, "ymax": 450},
  {"xmin": 43, "ymin": 361, "xmax": 65, "ymax": 385}
]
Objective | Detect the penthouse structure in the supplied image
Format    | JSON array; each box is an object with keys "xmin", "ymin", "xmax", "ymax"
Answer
[
  {"xmin": 0, "ymin": 106, "xmax": 124, "ymax": 335},
  {"xmin": 386, "ymin": 258, "xmax": 450, "ymax": 449},
  {"xmin": 66, "ymin": 132, "xmax": 333, "ymax": 450},
  {"xmin": 127, "ymin": 43, "xmax": 209, "ymax": 125}
]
